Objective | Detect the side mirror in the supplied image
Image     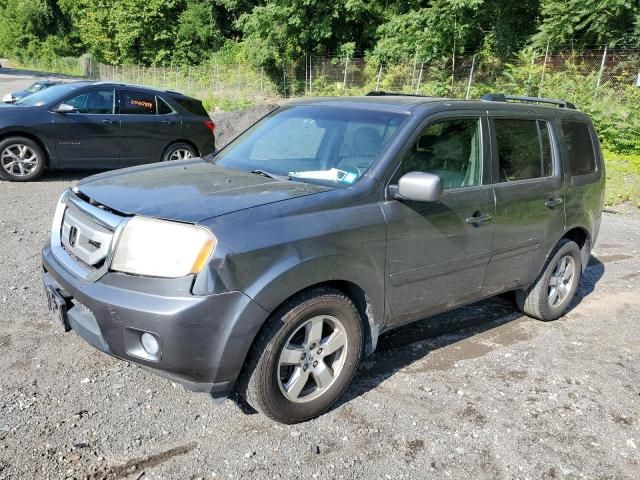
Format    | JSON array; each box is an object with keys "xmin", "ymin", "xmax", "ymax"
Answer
[
  {"xmin": 52, "ymin": 103, "xmax": 78, "ymax": 114},
  {"xmin": 390, "ymin": 171, "xmax": 442, "ymax": 203}
]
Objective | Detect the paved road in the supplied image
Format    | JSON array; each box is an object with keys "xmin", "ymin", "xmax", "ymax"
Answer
[{"xmin": 0, "ymin": 171, "xmax": 638, "ymax": 479}]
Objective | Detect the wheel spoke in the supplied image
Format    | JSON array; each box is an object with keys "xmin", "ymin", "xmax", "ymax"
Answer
[
  {"xmin": 285, "ymin": 367, "xmax": 309, "ymax": 399},
  {"xmin": 312, "ymin": 363, "xmax": 334, "ymax": 389},
  {"xmin": 280, "ymin": 345, "xmax": 303, "ymax": 365},
  {"xmin": 548, "ymin": 287, "xmax": 558, "ymax": 305},
  {"xmin": 305, "ymin": 317, "xmax": 324, "ymax": 345},
  {"xmin": 562, "ymin": 264, "xmax": 573, "ymax": 281},
  {"xmin": 18, "ymin": 163, "xmax": 25, "ymax": 176},
  {"xmin": 320, "ymin": 330, "xmax": 346, "ymax": 356},
  {"xmin": 549, "ymin": 276, "xmax": 559, "ymax": 287}
]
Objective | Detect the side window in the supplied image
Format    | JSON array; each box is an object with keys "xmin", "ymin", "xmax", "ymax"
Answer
[
  {"xmin": 65, "ymin": 90, "xmax": 114, "ymax": 114},
  {"xmin": 560, "ymin": 121, "xmax": 597, "ymax": 176},
  {"xmin": 400, "ymin": 118, "xmax": 482, "ymax": 189},
  {"xmin": 120, "ymin": 90, "xmax": 157, "ymax": 115},
  {"xmin": 495, "ymin": 119, "xmax": 553, "ymax": 182},
  {"xmin": 157, "ymin": 97, "xmax": 173, "ymax": 115}
]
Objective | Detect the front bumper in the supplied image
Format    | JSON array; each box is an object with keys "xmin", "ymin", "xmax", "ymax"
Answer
[{"xmin": 42, "ymin": 242, "xmax": 268, "ymax": 399}]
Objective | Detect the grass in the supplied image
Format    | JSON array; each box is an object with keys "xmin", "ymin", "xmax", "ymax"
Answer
[{"xmin": 603, "ymin": 149, "xmax": 640, "ymax": 208}]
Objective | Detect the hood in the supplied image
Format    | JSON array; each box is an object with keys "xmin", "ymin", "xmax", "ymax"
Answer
[{"xmin": 76, "ymin": 160, "xmax": 332, "ymax": 223}]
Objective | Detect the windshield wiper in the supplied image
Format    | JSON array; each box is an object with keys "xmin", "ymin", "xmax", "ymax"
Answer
[{"xmin": 250, "ymin": 169, "xmax": 290, "ymax": 182}]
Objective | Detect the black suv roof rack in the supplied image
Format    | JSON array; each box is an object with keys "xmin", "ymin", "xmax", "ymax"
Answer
[
  {"xmin": 365, "ymin": 91, "xmax": 432, "ymax": 98},
  {"xmin": 482, "ymin": 93, "xmax": 576, "ymax": 110}
]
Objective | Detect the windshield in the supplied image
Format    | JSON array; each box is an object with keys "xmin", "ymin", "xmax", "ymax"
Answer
[
  {"xmin": 26, "ymin": 83, "xmax": 43, "ymax": 93},
  {"xmin": 215, "ymin": 105, "xmax": 406, "ymax": 187},
  {"xmin": 15, "ymin": 84, "xmax": 77, "ymax": 107}
]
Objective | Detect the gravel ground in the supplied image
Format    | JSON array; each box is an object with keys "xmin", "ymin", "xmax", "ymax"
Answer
[{"xmin": 1, "ymin": 68, "xmax": 639, "ymax": 480}]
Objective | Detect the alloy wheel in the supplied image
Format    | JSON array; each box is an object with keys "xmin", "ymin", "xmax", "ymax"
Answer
[
  {"xmin": 548, "ymin": 255, "xmax": 575, "ymax": 307},
  {"xmin": 1, "ymin": 144, "xmax": 39, "ymax": 177},
  {"xmin": 168, "ymin": 148, "xmax": 193, "ymax": 161}
]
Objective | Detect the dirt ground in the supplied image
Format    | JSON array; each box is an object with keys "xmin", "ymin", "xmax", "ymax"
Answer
[{"xmin": 0, "ymin": 67, "xmax": 639, "ymax": 480}]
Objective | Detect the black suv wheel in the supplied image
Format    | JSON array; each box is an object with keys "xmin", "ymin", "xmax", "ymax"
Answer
[
  {"xmin": 237, "ymin": 288, "xmax": 363, "ymax": 424},
  {"xmin": 162, "ymin": 142, "xmax": 197, "ymax": 162},
  {"xmin": 0, "ymin": 136, "xmax": 45, "ymax": 181}
]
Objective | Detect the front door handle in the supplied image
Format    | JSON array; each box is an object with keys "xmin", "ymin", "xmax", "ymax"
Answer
[
  {"xmin": 544, "ymin": 198, "xmax": 563, "ymax": 208},
  {"xmin": 102, "ymin": 119, "xmax": 115, "ymax": 124},
  {"xmin": 465, "ymin": 212, "xmax": 493, "ymax": 225}
]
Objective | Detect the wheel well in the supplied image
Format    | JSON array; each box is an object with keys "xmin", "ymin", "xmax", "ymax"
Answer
[
  {"xmin": 562, "ymin": 227, "xmax": 591, "ymax": 271},
  {"xmin": 162, "ymin": 139, "xmax": 200, "ymax": 159},
  {"xmin": 0, "ymin": 132, "xmax": 50, "ymax": 166},
  {"xmin": 259, "ymin": 280, "xmax": 377, "ymax": 357}
]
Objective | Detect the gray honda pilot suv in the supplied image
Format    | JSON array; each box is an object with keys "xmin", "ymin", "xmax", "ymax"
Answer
[{"xmin": 42, "ymin": 93, "xmax": 605, "ymax": 423}]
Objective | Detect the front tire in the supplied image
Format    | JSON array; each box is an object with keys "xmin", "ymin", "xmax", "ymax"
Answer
[
  {"xmin": 237, "ymin": 288, "xmax": 363, "ymax": 424},
  {"xmin": 516, "ymin": 239, "xmax": 582, "ymax": 321},
  {"xmin": 162, "ymin": 142, "xmax": 197, "ymax": 162},
  {"xmin": 0, "ymin": 136, "xmax": 45, "ymax": 181}
]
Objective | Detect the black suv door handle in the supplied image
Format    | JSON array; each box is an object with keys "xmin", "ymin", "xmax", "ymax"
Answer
[
  {"xmin": 465, "ymin": 212, "xmax": 492, "ymax": 225},
  {"xmin": 162, "ymin": 120, "xmax": 174, "ymax": 125},
  {"xmin": 544, "ymin": 198, "xmax": 563, "ymax": 208},
  {"xmin": 102, "ymin": 119, "xmax": 115, "ymax": 124}
]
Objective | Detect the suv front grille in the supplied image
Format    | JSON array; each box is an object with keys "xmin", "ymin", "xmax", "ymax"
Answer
[{"xmin": 61, "ymin": 203, "xmax": 114, "ymax": 269}]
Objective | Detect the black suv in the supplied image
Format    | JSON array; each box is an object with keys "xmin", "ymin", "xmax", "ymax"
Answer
[
  {"xmin": 0, "ymin": 81, "xmax": 215, "ymax": 181},
  {"xmin": 42, "ymin": 93, "xmax": 604, "ymax": 423}
]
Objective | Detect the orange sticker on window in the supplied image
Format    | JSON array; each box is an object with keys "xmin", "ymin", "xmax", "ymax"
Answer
[{"xmin": 130, "ymin": 99, "xmax": 154, "ymax": 109}]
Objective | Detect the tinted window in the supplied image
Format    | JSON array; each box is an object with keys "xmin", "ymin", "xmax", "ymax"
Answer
[
  {"xmin": 561, "ymin": 121, "xmax": 597, "ymax": 176},
  {"xmin": 157, "ymin": 97, "xmax": 173, "ymax": 115},
  {"xmin": 121, "ymin": 90, "xmax": 156, "ymax": 115},
  {"xmin": 495, "ymin": 119, "xmax": 553, "ymax": 182},
  {"xmin": 215, "ymin": 106, "xmax": 405, "ymax": 187},
  {"xmin": 65, "ymin": 90, "xmax": 114, "ymax": 114},
  {"xmin": 400, "ymin": 118, "xmax": 482, "ymax": 189},
  {"xmin": 173, "ymin": 97, "xmax": 208, "ymax": 117}
]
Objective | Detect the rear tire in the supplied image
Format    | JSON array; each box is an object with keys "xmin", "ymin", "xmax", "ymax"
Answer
[
  {"xmin": 0, "ymin": 136, "xmax": 45, "ymax": 182},
  {"xmin": 237, "ymin": 287, "xmax": 363, "ymax": 424},
  {"xmin": 161, "ymin": 142, "xmax": 197, "ymax": 162},
  {"xmin": 516, "ymin": 239, "xmax": 582, "ymax": 321}
]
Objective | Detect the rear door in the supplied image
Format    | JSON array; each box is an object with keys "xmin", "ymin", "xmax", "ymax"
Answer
[
  {"xmin": 482, "ymin": 115, "xmax": 565, "ymax": 295},
  {"xmin": 383, "ymin": 113, "xmax": 495, "ymax": 325},
  {"xmin": 53, "ymin": 88, "xmax": 120, "ymax": 168},
  {"xmin": 117, "ymin": 89, "xmax": 181, "ymax": 166}
]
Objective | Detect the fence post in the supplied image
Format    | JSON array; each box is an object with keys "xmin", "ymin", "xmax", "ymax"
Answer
[
  {"xmin": 595, "ymin": 45, "xmax": 608, "ymax": 98},
  {"xmin": 342, "ymin": 55, "xmax": 349, "ymax": 95},
  {"xmin": 309, "ymin": 57, "xmax": 312, "ymax": 97},
  {"xmin": 465, "ymin": 54, "xmax": 476, "ymax": 99},
  {"xmin": 415, "ymin": 62, "xmax": 424, "ymax": 94},
  {"xmin": 540, "ymin": 40, "xmax": 550, "ymax": 87},
  {"xmin": 375, "ymin": 64, "xmax": 383, "ymax": 92},
  {"xmin": 525, "ymin": 50, "xmax": 536, "ymax": 96}
]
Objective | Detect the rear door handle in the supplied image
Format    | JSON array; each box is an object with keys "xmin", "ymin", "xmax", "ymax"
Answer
[
  {"xmin": 102, "ymin": 119, "xmax": 115, "ymax": 124},
  {"xmin": 465, "ymin": 212, "xmax": 493, "ymax": 225},
  {"xmin": 162, "ymin": 120, "xmax": 175, "ymax": 125},
  {"xmin": 544, "ymin": 198, "xmax": 563, "ymax": 208}
]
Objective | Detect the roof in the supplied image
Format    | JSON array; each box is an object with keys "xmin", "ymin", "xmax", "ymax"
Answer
[{"xmin": 62, "ymin": 80, "xmax": 190, "ymax": 98}]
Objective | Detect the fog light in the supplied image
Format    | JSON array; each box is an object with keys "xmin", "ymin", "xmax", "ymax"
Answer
[{"xmin": 140, "ymin": 332, "xmax": 160, "ymax": 355}]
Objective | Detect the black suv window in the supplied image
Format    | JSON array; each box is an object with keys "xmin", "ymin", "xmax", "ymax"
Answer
[
  {"xmin": 157, "ymin": 97, "xmax": 173, "ymax": 115},
  {"xmin": 400, "ymin": 118, "xmax": 482, "ymax": 189},
  {"xmin": 65, "ymin": 90, "xmax": 114, "ymax": 114},
  {"xmin": 120, "ymin": 90, "xmax": 157, "ymax": 115},
  {"xmin": 173, "ymin": 97, "xmax": 208, "ymax": 117},
  {"xmin": 495, "ymin": 119, "xmax": 552, "ymax": 182},
  {"xmin": 560, "ymin": 121, "xmax": 597, "ymax": 176}
]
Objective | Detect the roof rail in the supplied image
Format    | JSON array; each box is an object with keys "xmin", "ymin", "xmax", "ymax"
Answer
[
  {"xmin": 481, "ymin": 93, "xmax": 576, "ymax": 110},
  {"xmin": 365, "ymin": 91, "xmax": 432, "ymax": 98}
]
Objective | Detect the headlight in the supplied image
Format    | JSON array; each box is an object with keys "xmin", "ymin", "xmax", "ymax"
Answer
[
  {"xmin": 111, "ymin": 217, "xmax": 216, "ymax": 278},
  {"xmin": 2, "ymin": 94, "xmax": 14, "ymax": 103}
]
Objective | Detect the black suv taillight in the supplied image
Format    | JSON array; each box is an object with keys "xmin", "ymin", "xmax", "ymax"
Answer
[{"xmin": 204, "ymin": 120, "xmax": 215, "ymax": 136}]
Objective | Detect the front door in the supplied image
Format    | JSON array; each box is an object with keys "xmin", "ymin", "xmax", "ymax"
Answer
[
  {"xmin": 482, "ymin": 116, "xmax": 565, "ymax": 295},
  {"xmin": 53, "ymin": 88, "xmax": 120, "ymax": 168},
  {"xmin": 117, "ymin": 89, "xmax": 181, "ymax": 166},
  {"xmin": 383, "ymin": 114, "xmax": 495, "ymax": 326}
]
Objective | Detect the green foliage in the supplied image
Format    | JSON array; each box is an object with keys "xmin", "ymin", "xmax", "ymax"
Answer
[{"xmin": 603, "ymin": 149, "xmax": 640, "ymax": 207}]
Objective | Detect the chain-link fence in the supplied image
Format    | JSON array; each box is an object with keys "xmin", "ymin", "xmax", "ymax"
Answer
[{"xmin": 91, "ymin": 47, "xmax": 640, "ymax": 106}]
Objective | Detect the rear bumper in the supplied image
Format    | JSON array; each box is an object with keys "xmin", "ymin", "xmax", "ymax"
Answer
[{"xmin": 42, "ymin": 242, "xmax": 269, "ymax": 399}]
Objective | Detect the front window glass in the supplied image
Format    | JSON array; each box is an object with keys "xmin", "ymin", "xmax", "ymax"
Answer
[
  {"xmin": 215, "ymin": 106, "xmax": 406, "ymax": 187},
  {"xmin": 400, "ymin": 118, "xmax": 482, "ymax": 189},
  {"xmin": 65, "ymin": 90, "xmax": 114, "ymax": 114}
]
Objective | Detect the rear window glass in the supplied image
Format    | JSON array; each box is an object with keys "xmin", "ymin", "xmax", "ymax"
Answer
[
  {"xmin": 157, "ymin": 97, "xmax": 173, "ymax": 115},
  {"xmin": 560, "ymin": 121, "xmax": 597, "ymax": 176},
  {"xmin": 173, "ymin": 97, "xmax": 208, "ymax": 117},
  {"xmin": 121, "ymin": 90, "xmax": 156, "ymax": 115},
  {"xmin": 495, "ymin": 119, "xmax": 553, "ymax": 182}
]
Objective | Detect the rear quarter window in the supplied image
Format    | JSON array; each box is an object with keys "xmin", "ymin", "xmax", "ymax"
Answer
[
  {"xmin": 173, "ymin": 97, "xmax": 208, "ymax": 117},
  {"xmin": 560, "ymin": 121, "xmax": 597, "ymax": 176}
]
